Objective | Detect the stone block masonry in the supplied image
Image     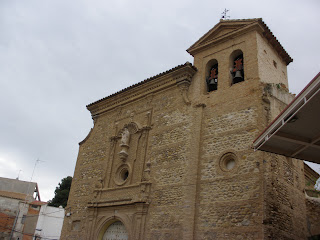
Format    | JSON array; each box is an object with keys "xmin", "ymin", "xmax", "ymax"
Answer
[{"xmin": 61, "ymin": 19, "xmax": 313, "ymax": 240}]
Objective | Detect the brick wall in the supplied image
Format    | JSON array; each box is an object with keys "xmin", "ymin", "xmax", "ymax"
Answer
[{"xmin": 0, "ymin": 212, "xmax": 14, "ymax": 238}]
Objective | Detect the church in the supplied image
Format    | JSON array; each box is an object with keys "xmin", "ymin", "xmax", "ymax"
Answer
[{"xmin": 60, "ymin": 18, "xmax": 320, "ymax": 239}]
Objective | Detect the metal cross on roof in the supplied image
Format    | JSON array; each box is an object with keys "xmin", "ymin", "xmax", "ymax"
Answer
[{"xmin": 221, "ymin": 9, "xmax": 230, "ymax": 19}]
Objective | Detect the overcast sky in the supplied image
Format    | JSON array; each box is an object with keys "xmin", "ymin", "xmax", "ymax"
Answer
[{"xmin": 0, "ymin": 0, "xmax": 319, "ymax": 201}]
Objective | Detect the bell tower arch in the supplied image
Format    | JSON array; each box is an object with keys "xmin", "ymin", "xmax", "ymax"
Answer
[
  {"xmin": 205, "ymin": 59, "xmax": 218, "ymax": 92},
  {"xmin": 187, "ymin": 18, "xmax": 292, "ymax": 95}
]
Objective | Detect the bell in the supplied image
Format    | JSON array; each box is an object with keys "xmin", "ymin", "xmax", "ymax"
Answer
[
  {"xmin": 233, "ymin": 70, "xmax": 243, "ymax": 83},
  {"xmin": 208, "ymin": 78, "xmax": 217, "ymax": 91},
  {"xmin": 209, "ymin": 78, "xmax": 217, "ymax": 85}
]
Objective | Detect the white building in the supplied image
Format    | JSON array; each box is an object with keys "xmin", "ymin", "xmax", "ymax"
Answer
[{"xmin": 34, "ymin": 205, "xmax": 65, "ymax": 240}]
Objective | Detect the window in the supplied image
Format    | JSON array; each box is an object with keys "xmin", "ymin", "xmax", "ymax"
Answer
[
  {"xmin": 21, "ymin": 215, "xmax": 26, "ymax": 224},
  {"xmin": 72, "ymin": 220, "xmax": 81, "ymax": 231},
  {"xmin": 230, "ymin": 50, "xmax": 244, "ymax": 85},
  {"xmin": 219, "ymin": 152, "xmax": 238, "ymax": 172},
  {"xmin": 114, "ymin": 164, "xmax": 130, "ymax": 186},
  {"xmin": 206, "ymin": 59, "xmax": 218, "ymax": 92}
]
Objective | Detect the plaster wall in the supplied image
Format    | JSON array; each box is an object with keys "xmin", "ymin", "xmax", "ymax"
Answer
[
  {"xmin": 12, "ymin": 202, "xmax": 30, "ymax": 240},
  {"xmin": 0, "ymin": 178, "xmax": 36, "ymax": 197},
  {"xmin": 0, "ymin": 197, "xmax": 20, "ymax": 215},
  {"xmin": 22, "ymin": 206, "xmax": 40, "ymax": 240},
  {"xmin": 0, "ymin": 197, "xmax": 21, "ymax": 240},
  {"xmin": 34, "ymin": 205, "xmax": 65, "ymax": 239}
]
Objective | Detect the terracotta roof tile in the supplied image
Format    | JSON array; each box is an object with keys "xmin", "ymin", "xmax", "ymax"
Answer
[
  {"xmin": 258, "ymin": 19, "xmax": 293, "ymax": 65},
  {"xmin": 29, "ymin": 200, "xmax": 47, "ymax": 205},
  {"xmin": 87, "ymin": 62, "xmax": 196, "ymax": 108}
]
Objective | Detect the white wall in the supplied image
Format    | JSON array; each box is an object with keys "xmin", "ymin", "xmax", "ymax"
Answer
[{"xmin": 34, "ymin": 205, "xmax": 65, "ymax": 240}]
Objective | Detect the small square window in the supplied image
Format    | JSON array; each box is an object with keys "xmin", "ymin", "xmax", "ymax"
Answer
[
  {"xmin": 21, "ymin": 215, "xmax": 26, "ymax": 224},
  {"xmin": 72, "ymin": 220, "xmax": 81, "ymax": 231}
]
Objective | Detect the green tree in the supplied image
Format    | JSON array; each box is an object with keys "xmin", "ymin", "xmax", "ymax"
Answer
[{"xmin": 48, "ymin": 176, "xmax": 72, "ymax": 208}]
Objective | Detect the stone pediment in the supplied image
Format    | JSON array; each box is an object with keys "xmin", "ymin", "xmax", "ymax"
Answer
[
  {"xmin": 187, "ymin": 18, "xmax": 292, "ymax": 65},
  {"xmin": 187, "ymin": 19, "xmax": 261, "ymax": 56}
]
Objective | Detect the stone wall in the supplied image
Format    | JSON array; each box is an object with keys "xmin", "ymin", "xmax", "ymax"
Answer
[
  {"xmin": 61, "ymin": 112, "xmax": 114, "ymax": 239},
  {"xmin": 263, "ymin": 153, "xmax": 307, "ymax": 239},
  {"xmin": 61, "ymin": 77, "xmax": 198, "ymax": 239},
  {"xmin": 256, "ymin": 33, "xmax": 288, "ymax": 87},
  {"xmin": 144, "ymin": 86, "xmax": 196, "ymax": 240},
  {"xmin": 61, "ymin": 19, "xmax": 312, "ymax": 240},
  {"xmin": 194, "ymin": 89, "xmax": 264, "ymax": 239},
  {"xmin": 306, "ymin": 197, "xmax": 320, "ymax": 237}
]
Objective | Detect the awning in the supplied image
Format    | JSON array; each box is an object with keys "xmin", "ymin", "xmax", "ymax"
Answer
[{"xmin": 253, "ymin": 72, "xmax": 320, "ymax": 164}]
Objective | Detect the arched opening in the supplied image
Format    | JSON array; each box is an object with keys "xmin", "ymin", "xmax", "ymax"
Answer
[
  {"xmin": 205, "ymin": 59, "xmax": 218, "ymax": 92},
  {"xmin": 100, "ymin": 221, "xmax": 128, "ymax": 240},
  {"xmin": 230, "ymin": 50, "xmax": 244, "ymax": 85}
]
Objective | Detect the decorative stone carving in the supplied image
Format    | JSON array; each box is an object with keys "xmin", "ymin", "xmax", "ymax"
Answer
[
  {"xmin": 143, "ymin": 162, "xmax": 151, "ymax": 181},
  {"xmin": 119, "ymin": 127, "xmax": 130, "ymax": 161},
  {"xmin": 94, "ymin": 179, "xmax": 103, "ymax": 198},
  {"xmin": 177, "ymin": 79, "xmax": 192, "ymax": 105},
  {"xmin": 194, "ymin": 102, "xmax": 206, "ymax": 108},
  {"xmin": 173, "ymin": 63, "xmax": 195, "ymax": 105},
  {"xmin": 120, "ymin": 128, "xmax": 130, "ymax": 146},
  {"xmin": 100, "ymin": 116, "xmax": 152, "ymax": 196}
]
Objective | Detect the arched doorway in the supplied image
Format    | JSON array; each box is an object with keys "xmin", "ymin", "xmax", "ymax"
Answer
[{"xmin": 102, "ymin": 221, "xmax": 128, "ymax": 240}]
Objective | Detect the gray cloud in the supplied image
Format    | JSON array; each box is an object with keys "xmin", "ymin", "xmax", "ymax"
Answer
[{"xmin": 0, "ymin": 0, "xmax": 319, "ymax": 200}]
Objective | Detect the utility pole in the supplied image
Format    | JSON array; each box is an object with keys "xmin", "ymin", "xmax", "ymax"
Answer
[{"xmin": 9, "ymin": 209, "xmax": 20, "ymax": 240}]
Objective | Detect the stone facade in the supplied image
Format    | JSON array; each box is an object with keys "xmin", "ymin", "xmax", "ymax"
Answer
[{"xmin": 61, "ymin": 19, "xmax": 317, "ymax": 240}]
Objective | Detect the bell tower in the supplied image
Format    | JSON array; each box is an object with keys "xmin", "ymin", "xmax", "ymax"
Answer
[
  {"xmin": 187, "ymin": 18, "xmax": 292, "ymax": 95},
  {"xmin": 185, "ymin": 19, "xmax": 307, "ymax": 239}
]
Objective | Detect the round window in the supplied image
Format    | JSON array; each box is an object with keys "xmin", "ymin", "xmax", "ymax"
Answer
[
  {"xmin": 120, "ymin": 168, "xmax": 129, "ymax": 181},
  {"xmin": 219, "ymin": 152, "xmax": 238, "ymax": 172},
  {"xmin": 225, "ymin": 158, "xmax": 235, "ymax": 170},
  {"xmin": 114, "ymin": 164, "xmax": 130, "ymax": 186}
]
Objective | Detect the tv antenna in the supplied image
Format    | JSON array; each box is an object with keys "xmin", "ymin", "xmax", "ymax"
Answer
[
  {"xmin": 16, "ymin": 170, "xmax": 22, "ymax": 180},
  {"xmin": 30, "ymin": 158, "xmax": 45, "ymax": 182},
  {"xmin": 221, "ymin": 9, "xmax": 230, "ymax": 19}
]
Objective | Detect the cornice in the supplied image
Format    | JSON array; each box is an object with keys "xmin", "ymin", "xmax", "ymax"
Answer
[{"xmin": 87, "ymin": 62, "xmax": 197, "ymax": 117}]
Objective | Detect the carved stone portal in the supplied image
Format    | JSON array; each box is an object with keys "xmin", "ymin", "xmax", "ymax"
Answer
[{"xmin": 101, "ymin": 112, "xmax": 152, "ymax": 191}]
